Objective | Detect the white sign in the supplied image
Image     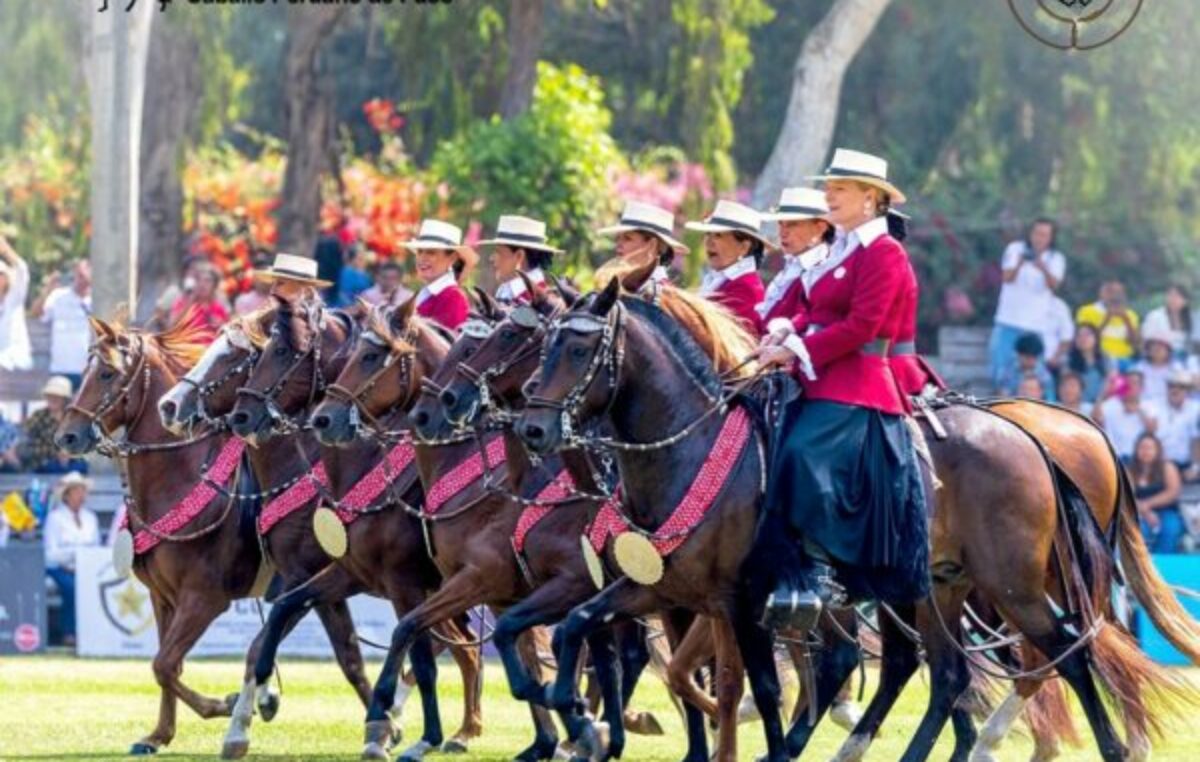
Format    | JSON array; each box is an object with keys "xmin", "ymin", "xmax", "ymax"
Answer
[{"xmin": 75, "ymin": 547, "xmax": 398, "ymax": 658}]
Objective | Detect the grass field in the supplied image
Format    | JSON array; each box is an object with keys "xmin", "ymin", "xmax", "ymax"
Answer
[{"xmin": 0, "ymin": 657, "xmax": 1197, "ymax": 760}]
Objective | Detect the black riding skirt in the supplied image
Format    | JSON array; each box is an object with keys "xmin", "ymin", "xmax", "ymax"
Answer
[{"xmin": 766, "ymin": 399, "xmax": 931, "ymax": 604}]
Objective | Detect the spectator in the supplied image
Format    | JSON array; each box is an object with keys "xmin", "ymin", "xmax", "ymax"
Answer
[
  {"xmin": 1017, "ymin": 373, "xmax": 1046, "ymax": 400},
  {"xmin": 1092, "ymin": 372, "xmax": 1156, "ymax": 461},
  {"xmin": 1135, "ymin": 328, "xmax": 1182, "ymax": 406},
  {"xmin": 1076, "ymin": 279, "xmax": 1140, "ymax": 366},
  {"xmin": 31, "ymin": 260, "xmax": 93, "ymax": 390},
  {"xmin": 0, "ymin": 235, "xmax": 32, "ymax": 371},
  {"xmin": 314, "ymin": 235, "xmax": 345, "ymax": 304},
  {"xmin": 234, "ymin": 256, "xmax": 274, "ymax": 316},
  {"xmin": 1066, "ymin": 323, "xmax": 1113, "ymax": 403},
  {"xmin": 43, "ymin": 471, "xmax": 101, "ymax": 647},
  {"xmin": 1129, "ymin": 433, "xmax": 1184, "ymax": 554},
  {"xmin": 998, "ymin": 333, "xmax": 1055, "ymax": 400},
  {"xmin": 360, "ymin": 261, "xmax": 413, "ymax": 308},
  {"xmin": 18, "ymin": 376, "xmax": 88, "ymax": 474},
  {"xmin": 1149, "ymin": 370, "xmax": 1200, "ymax": 479},
  {"xmin": 1142, "ymin": 284, "xmax": 1199, "ymax": 359},
  {"xmin": 1041, "ymin": 295, "xmax": 1074, "ymax": 375},
  {"xmin": 1056, "ymin": 372, "xmax": 1087, "ymax": 413},
  {"xmin": 335, "ymin": 247, "xmax": 373, "ymax": 307},
  {"xmin": 989, "ymin": 218, "xmax": 1065, "ymax": 386},
  {"xmin": 168, "ymin": 262, "xmax": 229, "ymax": 342},
  {"xmin": 150, "ymin": 255, "xmax": 215, "ymax": 330},
  {"xmin": 0, "ymin": 409, "xmax": 21, "ymax": 472}
]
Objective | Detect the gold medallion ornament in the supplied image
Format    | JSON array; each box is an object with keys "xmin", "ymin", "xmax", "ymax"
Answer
[
  {"xmin": 581, "ymin": 535, "xmax": 605, "ymax": 591},
  {"xmin": 112, "ymin": 529, "xmax": 135, "ymax": 578},
  {"xmin": 613, "ymin": 533, "xmax": 664, "ymax": 586},
  {"xmin": 313, "ymin": 507, "xmax": 348, "ymax": 558}
]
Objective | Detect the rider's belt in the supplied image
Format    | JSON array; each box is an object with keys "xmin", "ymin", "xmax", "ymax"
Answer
[
  {"xmin": 891, "ymin": 341, "xmax": 916, "ymax": 356},
  {"xmin": 862, "ymin": 339, "xmax": 891, "ymax": 357},
  {"xmin": 803, "ymin": 324, "xmax": 891, "ymax": 357}
]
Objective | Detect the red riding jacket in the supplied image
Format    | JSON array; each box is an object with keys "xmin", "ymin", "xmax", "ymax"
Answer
[
  {"xmin": 417, "ymin": 273, "xmax": 469, "ymax": 331},
  {"xmin": 702, "ymin": 258, "xmax": 766, "ymax": 337}
]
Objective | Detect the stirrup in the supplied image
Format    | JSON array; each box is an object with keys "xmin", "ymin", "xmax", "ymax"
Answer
[{"xmin": 762, "ymin": 588, "xmax": 823, "ymax": 634}]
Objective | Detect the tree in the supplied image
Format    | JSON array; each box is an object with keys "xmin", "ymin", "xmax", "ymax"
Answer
[
  {"xmin": 276, "ymin": 6, "xmax": 347, "ymax": 259},
  {"xmin": 499, "ymin": 0, "xmax": 546, "ymax": 119},
  {"xmin": 752, "ymin": 0, "xmax": 891, "ymax": 207}
]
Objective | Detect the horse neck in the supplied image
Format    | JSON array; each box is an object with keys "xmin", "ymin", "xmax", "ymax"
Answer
[
  {"xmin": 246, "ymin": 431, "xmax": 320, "ymax": 489},
  {"xmin": 607, "ymin": 317, "xmax": 724, "ymax": 527}
]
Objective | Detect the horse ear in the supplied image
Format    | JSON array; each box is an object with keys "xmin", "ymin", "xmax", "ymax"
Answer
[
  {"xmin": 591, "ymin": 277, "xmax": 621, "ymax": 316},
  {"xmin": 620, "ymin": 257, "xmax": 658, "ymax": 295},
  {"xmin": 546, "ymin": 271, "xmax": 580, "ymax": 307},
  {"xmin": 477, "ymin": 288, "xmax": 501, "ymax": 321},
  {"xmin": 89, "ymin": 316, "xmax": 116, "ymax": 342},
  {"xmin": 391, "ymin": 295, "xmax": 417, "ymax": 332},
  {"xmin": 518, "ymin": 270, "xmax": 546, "ymax": 309}
]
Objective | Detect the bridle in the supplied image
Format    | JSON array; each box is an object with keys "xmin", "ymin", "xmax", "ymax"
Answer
[
  {"xmin": 235, "ymin": 308, "xmax": 327, "ymax": 435},
  {"xmin": 449, "ymin": 304, "xmax": 552, "ymax": 426},
  {"xmin": 323, "ymin": 327, "xmax": 419, "ymax": 441},
  {"xmin": 176, "ymin": 328, "xmax": 261, "ymax": 429}
]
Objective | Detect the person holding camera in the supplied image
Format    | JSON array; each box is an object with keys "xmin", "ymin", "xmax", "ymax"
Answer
[
  {"xmin": 31, "ymin": 260, "xmax": 92, "ymax": 391},
  {"xmin": 0, "ymin": 235, "xmax": 32, "ymax": 372},
  {"xmin": 1076, "ymin": 279, "xmax": 1141, "ymax": 368},
  {"xmin": 989, "ymin": 217, "xmax": 1065, "ymax": 388}
]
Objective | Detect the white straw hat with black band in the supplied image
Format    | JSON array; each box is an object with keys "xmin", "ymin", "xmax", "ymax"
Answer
[
  {"xmin": 598, "ymin": 201, "xmax": 689, "ymax": 254},
  {"xmin": 402, "ymin": 219, "xmax": 469, "ymax": 252},
  {"xmin": 253, "ymin": 253, "xmax": 333, "ymax": 288},
  {"xmin": 808, "ymin": 148, "xmax": 907, "ymax": 205},
  {"xmin": 761, "ymin": 187, "xmax": 829, "ymax": 222},
  {"xmin": 685, "ymin": 200, "xmax": 777, "ymax": 250},
  {"xmin": 478, "ymin": 215, "xmax": 563, "ymax": 254}
]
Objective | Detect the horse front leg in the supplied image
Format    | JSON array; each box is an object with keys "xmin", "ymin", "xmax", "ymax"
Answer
[
  {"xmin": 711, "ymin": 617, "xmax": 746, "ymax": 762},
  {"xmin": 434, "ymin": 615, "xmax": 485, "ymax": 753},
  {"xmin": 132, "ymin": 592, "xmax": 178, "ymax": 755}
]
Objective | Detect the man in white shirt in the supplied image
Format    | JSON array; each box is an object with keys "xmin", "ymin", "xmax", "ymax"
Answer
[
  {"xmin": 1149, "ymin": 372, "xmax": 1200, "ymax": 476},
  {"xmin": 1092, "ymin": 372, "xmax": 1157, "ymax": 461},
  {"xmin": 0, "ymin": 235, "xmax": 33, "ymax": 371},
  {"xmin": 1041, "ymin": 295, "xmax": 1074, "ymax": 374},
  {"xmin": 31, "ymin": 260, "xmax": 93, "ymax": 389},
  {"xmin": 43, "ymin": 472, "xmax": 101, "ymax": 646},
  {"xmin": 990, "ymin": 218, "xmax": 1066, "ymax": 386}
]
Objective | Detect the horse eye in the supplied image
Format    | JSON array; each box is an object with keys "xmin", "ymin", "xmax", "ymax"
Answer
[
  {"xmin": 273, "ymin": 345, "xmax": 288, "ymax": 357},
  {"xmin": 501, "ymin": 329, "xmax": 516, "ymax": 342},
  {"xmin": 99, "ymin": 369, "xmax": 116, "ymax": 381},
  {"xmin": 570, "ymin": 345, "xmax": 589, "ymax": 360},
  {"xmin": 363, "ymin": 352, "xmax": 379, "ymax": 364},
  {"xmin": 462, "ymin": 346, "xmax": 475, "ymax": 358}
]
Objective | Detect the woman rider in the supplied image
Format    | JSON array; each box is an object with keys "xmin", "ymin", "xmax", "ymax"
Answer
[
  {"xmin": 753, "ymin": 148, "xmax": 931, "ymax": 632},
  {"xmin": 403, "ymin": 219, "xmax": 476, "ymax": 332},
  {"xmin": 480, "ymin": 215, "xmax": 562, "ymax": 305},
  {"xmin": 758, "ymin": 187, "xmax": 836, "ymax": 334},
  {"xmin": 597, "ymin": 200, "xmax": 689, "ymax": 294},
  {"xmin": 685, "ymin": 200, "xmax": 772, "ymax": 336}
]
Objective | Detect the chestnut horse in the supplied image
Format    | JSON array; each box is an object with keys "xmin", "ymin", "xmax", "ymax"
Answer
[
  {"xmin": 54, "ymin": 318, "xmax": 262, "ymax": 755},
  {"xmin": 158, "ymin": 305, "xmax": 484, "ymax": 759},
  {"xmin": 517, "ymin": 280, "xmax": 1196, "ymax": 762}
]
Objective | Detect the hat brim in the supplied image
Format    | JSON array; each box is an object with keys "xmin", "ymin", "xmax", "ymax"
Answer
[
  {"xmin": 476, "ymin": 237, "xmax": 563, "ymax": 254},
  {"xmin": 684, "ymin": 221, "xmax": 779, "ymax": 252},
  {"xmin": 759, "ymin": 210, "xmax": 828, "ymax": 223},
  {"xmin": 596, "ymin": 224, "xmax": 689, "ymax": 254},
  {"xmin": 402, "ymin": 240, "xmax": 471, "ymax": 253},
  {"xmin": 253, "ymin": 270, "xmax": 333, "ymax": 289},
  {"xmin": 807, "ymin": 174, "xmax": 907, "ymax": 205}
]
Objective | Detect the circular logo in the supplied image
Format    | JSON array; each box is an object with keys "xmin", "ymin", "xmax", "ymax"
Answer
[
  {"xmin": 1008, "ymin": 0, "xmax": 1144, "ymax": 50},
  {"xmin": 14, "ymin": 623, "xmax": 41, "ymax": 653}
]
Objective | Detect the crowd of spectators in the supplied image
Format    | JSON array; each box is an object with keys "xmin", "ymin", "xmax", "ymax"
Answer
[{"xmin": 989, "ymin": 218, "xmax": 1200, "ymax": 553}]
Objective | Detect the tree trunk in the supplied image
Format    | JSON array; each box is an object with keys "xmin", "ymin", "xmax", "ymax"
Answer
[
  {"xmin": 276, "ymin": 7, "xmax": 346, "ymax": 260},
  {"xmin": 752, "ymin": 0, "xmax": 892, "ymax": 208},
  {"xmin": 499, "ymin": 0, "xmax": 545, "ymax": 120},
  {"xmin": 136, "ymin": 20, "xmax": 201, "ymax": 322}
]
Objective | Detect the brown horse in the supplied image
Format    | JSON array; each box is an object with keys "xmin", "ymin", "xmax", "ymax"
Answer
[
  {"xmin": 184, "ymin": 298, "xmax": 482, "ymax": 761},
  {"xmin": 517, "ymin": 279, "xmax": 1196, "ymax": 762},
  {"xmin": 53, "ymin": 318, "xmax": 262, "ymax": 755}
]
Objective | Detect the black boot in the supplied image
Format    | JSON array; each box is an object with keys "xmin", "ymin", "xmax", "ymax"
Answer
[{"xmin": 760, "ymin": 556, "xmax": 845, "ymax": 634}]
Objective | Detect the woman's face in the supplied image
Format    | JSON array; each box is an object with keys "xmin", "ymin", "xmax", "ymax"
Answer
[
  {"xmin": 491, "ymin": 245, "xmax": 525, "ymax": 282},
  {"xmin": 615, "ymin": 230, "xmax": 654, "ymax": 259},
  {"xmin": 778, "ymin": 219, "xmax": 827, "ymax": 255},
  {"xmin": 1167, "ymin": 286, "xmax": 1188, "ymax": 312},
  {"xmin": 194, "ymin": 271, "xmax": 219, "ymax": 299},
  {"xmin": 704, "ymin": 231, "xmax": 751, "ymax": 271},
  {"xmin": 1074, "ymin": 326, "xmax": 1097, "ymax": 352},
  {"xmin": 1058, "ymin": 377, "xmax": 1083, "ymax": 404},
  {"xmin": 1135, "ymin": 437, "xmax": 1159, "ymax": 466},
  {"xmin": 63, "ymin": 486, "xmax": 87, "ymax": 510},
  {"xmin": 415, "ymin": 248, "xmax": 456, "ymax": 284},
  {"xmin": 1029, "ymin": 222, "xmax": 1054, "ymax": 253},
  {"xmin": 1147, "ymin": 340, "xmax": 1171, "ymax": 364},
  {"xmin": 824, "ymin": 180, "xmax": 876, "ymax": 229},
  {"xmin": 45, "ymin": 395, "xmax": 67, "ymax": 415}
]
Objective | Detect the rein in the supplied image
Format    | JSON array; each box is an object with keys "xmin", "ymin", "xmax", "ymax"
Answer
[{"xmin": 235, "ymin": 309, "xmax": 328, "ymax": 436}]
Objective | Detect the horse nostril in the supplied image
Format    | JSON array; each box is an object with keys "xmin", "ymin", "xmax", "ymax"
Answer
[
  {"xmin": 522, "ymin": 423, "xmax": 545, "ymax": 442},
  {"xmin": 413, "ymin": 410, "xmax": 430, "ymax": 428},
  {"xmin": 440, "ymin": 389, "xmax": 458, "ymax": 409},
  {"xmin": 312, "ymin": 414, "xmax": 331, "ymax": 431},
  {"xmin": 230, "ymin": 411, "xmax": 250, "ymax": 428},
  {"xmin": 160, "ymin": 400, "xmax": 178, "ymax": 423},
  {"xmin": 60, "ymin": 432, "xmax": 78, "ymax": 448}
]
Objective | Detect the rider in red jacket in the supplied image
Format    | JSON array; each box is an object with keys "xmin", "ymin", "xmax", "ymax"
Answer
[
  {"xmin": 686, "ymin": 200, "xmax": 772, "ymax": 336},
  {"xmin": 404, "ymin": 219, "xmax": 476, "ymax": 332}
]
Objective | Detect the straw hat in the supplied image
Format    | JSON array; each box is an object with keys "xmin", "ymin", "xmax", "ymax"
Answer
[
  {"xmin": 252, "ymin": 253, "xmax": 332, "ymax": 288},
  {"xmin": 478, "ymin": 215, "xmax": 563, "ymax": 254},
  {"xmin": 761, "ymin": 187, "xmax": 829, "ymax": 222},
  {"xmin": 402, "ymin": 219, "xmax": 469, "ymax": 252},
  {"xmin": 57, "ymin": 471, "xmax": 93, "ymax": 494},
  {"xmin": 1142, "ymin": 326, "xmax": 1176, "ymax": 349},
  {"xmin": 42, "ymin": 375, "xmax": 73, "ymax": 399},
  {"xmin": 598, "ymin": 201, "xmax": 688, "ymax": 254},
  {"xmin": 685, "ymin": 200, "xmax": 777, "ymax": 251},
  {"xmin": 809, "ymin": 148, "xmax": 907, "ymax": 204},
  {"xmin": 1167, "ymin": 369, "xmax": 1194, "ymax": 389}
]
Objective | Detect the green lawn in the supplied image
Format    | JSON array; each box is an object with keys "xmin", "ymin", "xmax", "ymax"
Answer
[{"xmin": 0, "ymin": 657, "xmax": 1196, "ymax": 760}]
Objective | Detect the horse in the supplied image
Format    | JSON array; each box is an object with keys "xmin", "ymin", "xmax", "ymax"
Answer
[
  {"xmin": 189, "ymin": 297, "xmax": 482, "ymax": 761},
  {"xmin": 517, "ymin": 278, "xmax": 1197, "ymax": 762},
  {"xmin": 53, "ymin": 317, "xmax": 263, "ymax": 755}
]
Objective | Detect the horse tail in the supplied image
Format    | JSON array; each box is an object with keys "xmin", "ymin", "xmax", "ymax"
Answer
[
  {"xmin": 1115, "ymin": 464, "xmax": 1200, "ymax": 663},
  {"xmin": 1090, "ymin": 621, "xmax": 1197, "ymax": 743}
]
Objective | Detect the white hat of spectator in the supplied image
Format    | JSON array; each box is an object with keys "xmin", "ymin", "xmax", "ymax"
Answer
[
  {"xmin": 253, "ymin": 253, "xmax": 333, "ymax": 288},
  {"xmin": 808, "ymin": 148, "xmax": 907, "ymax": 204},
  {"xmin": 761, "ymin": 187, "xmax": 829, "ymax": 222},
  {"xmin": 685, "ymin": 200, "xmax": 778, "ymax": 251},
  {"xmin": 1143, "ymin": 326, "xmax": 1176, "ymax": 350},
  {"xmin": 42, "ymin": 375, "xmax": 73, "ymax": 399},
  {"xmin": 57, "ymin": 471, "xmax": 93, "ymax": 494},
  {"xmin": 1167, "ymin": 369, "xmax": 1194, "ymax": 389}
]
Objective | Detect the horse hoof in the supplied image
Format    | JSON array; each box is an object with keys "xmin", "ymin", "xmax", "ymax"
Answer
[
  {"xmin": 442, "ymin": 738, "xmax": 469, "ymax": 754},
  {"xmin": 129, "ymin": 742, "xmax": 159, "ymax": 756},
  {"xmin": 396, "ymin": 739, "xmax": 436, "ymax": 761},
  {"xmin": 624, "ymin": 710, "xmax": 664, "ymax": 736},
  {"xmin": 576, "ymin": 720, "xmax": 610, "ymax": 762},
  {"xmin": 830, "ymin": 700, "xmax": 863, "ymax": 731},
  {"xmin": 221, "ymin": 740, "xmax": 249, "ymax": 760},
  {"xmin": 361, "ymin": 743, "xmax": 389, "ymax": 761},
  {"xmin": 258, "ymin": 692, "xmax": 281, "ymax": 723},
  {"xmin": 512, "ymin": 738, "xmax": 560, "ymax": 761}
]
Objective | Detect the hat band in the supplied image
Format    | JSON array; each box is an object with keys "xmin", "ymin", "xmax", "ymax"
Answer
[
  {"xmin": 274, "ymin": 267, "xmax": 318, "ymax": 279},
  {"xmin": 707, "ymin": 216, "xmax": 760, "ymax": 235},
  {"xmin": 824, "ymin": 166, "xmax": 888, "ymax": 183},
  {"xmin": 777, "ymin": 205, "xmax": 827, "ymax": 216},
  {"xmin": 496, "ymin": 231, "xmax": 550, "ymax": 246},
  {"xmin": 415, "ymin": 234, "xmax": 460, "ymax": 247},
  {"xmin": 620, "ymin": 217, "xmax": 674, "ymax": 238}
]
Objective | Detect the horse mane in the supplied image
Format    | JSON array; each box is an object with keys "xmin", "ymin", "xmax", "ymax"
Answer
[
  {"xmin": 149, "ymin": 316, "xmax": 211, "ymax": 374},
  {"xmin": 229, "ymin": 306, "xmax": 274, "ymax": 349},
  {"xmin": 365, "ymin": 305, "xmax": 446, "ymax": 355},
  {"xmin": 620, "ymin": 297, "xmax": 723, "ymax": 400}
]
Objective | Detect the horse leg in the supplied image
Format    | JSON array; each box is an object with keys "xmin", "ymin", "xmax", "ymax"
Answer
[
  {"xmin": 131, "ymin": 593, "xmax": 180, "ymax": 754},
  {"xmin": 664, "ymin": 616, "xmax": 719, "ymax": 721},
  {"xmin": 434, "ymin": 616, "xmax": 485, "ymax": 752},
  {"xmin": 729, "ymin": 594, "xmax": 788, "ymax": 762},
  {"xmin": 710, "ymin": 617, "xmax": 745, "ymax": 762},
  {"xmin": 493, "ymin": 577, "xmax": 583, "ymax": 704},
  {"xmin": 576, "ymin": 627, "xmax": 626, "ymax": 761},
  {"xmin": 614, "ymin": 620, "xmax": 664, "ymax": 735},
  {"xmin": 832, "ymin": 604, "xmax": 921, "ymax": 762},
  {"xmin": 150, "ymin": 591, "xmax": 238, "ymax": 727},
  {"xmin": 515, "ymin": 628, "xmax": 563, "ymax": 762},
  {"xmin": 362, "ymin": 570, "xmax": 485, "ymax": 761},
  {"xmin": 783, "ymin": 612, "xmax": 860, "ymax": 758},
  {"xmin": 405, "ymin": 631, "xmax": 445, "ymax": 757},
  {"xmin": 899, "ymin": 588, "xmax": 974, "ymax": 762}
]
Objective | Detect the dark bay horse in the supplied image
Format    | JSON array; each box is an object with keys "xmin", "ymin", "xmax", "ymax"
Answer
[
  {"xmin": 53, "ymin": 318, "xmax": 262, "ymax": 755},
  {"xmin": 312, "ymin": 299, "xmax": 629, "ymax": 762},
  {"xmin": 517, "ymin": 279, "xmax": 1196, "ymax": 762},
  {"xmin": 185, "ymin": 298, "xmax": 483, "ymax": 761}
]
